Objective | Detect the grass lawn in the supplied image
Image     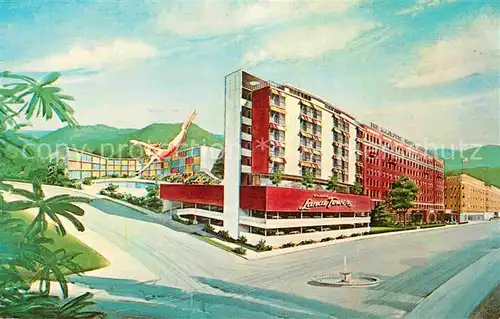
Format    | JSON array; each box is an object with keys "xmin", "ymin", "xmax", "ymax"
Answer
[
  {"xmin": 369, "ymin": 226, "xmax": 417, "ymax": 234},
  {"xmin": 370, "ymin": 224, "xmax": 446, "ymax": 234},
  {"xmin": 11, "ymin": 211, "xmax": 110, "ymax": 275},
  {"xmin": 191, "ymin": 233, "xmax": 234, "ymax": 253}
]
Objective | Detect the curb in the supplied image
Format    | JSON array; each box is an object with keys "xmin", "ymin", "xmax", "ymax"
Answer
[{"xmin": 240, "ymin": 221, "xmax": 487, "ymax": 260}]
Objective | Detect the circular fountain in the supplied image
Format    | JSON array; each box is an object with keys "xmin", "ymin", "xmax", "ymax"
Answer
[{"xmin": 310, "ymin": 256, "xmax": 380, "ymax": 287}]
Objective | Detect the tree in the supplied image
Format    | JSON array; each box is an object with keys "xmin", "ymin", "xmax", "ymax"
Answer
[
  {"xmin": 301, "ymin": 171, "xmax": 315, "ymax": 189},
  {"xmin": 0, "ymin": 72, "xmax": 77, "ymax": 125},
  {"xmin": 211, "ymin": 149, "xmax": 224, "ymax": 179},
  {"xmin": 1, "ymin": 72, "xmax": 77, "ymax": 158},
  {"xmin": 370, "ymin": 202, "xmax": 392, "ymax": 227},
  {"xmin": 352, "ymin": 181, "xmax": 363, "ymax": 195},
  {"xmin": 0, "ymin": 72, "xmax": 105, "ymax": 317},
  {"xmin": 388, "ymin": 176, "xmax": 418, "ymax": 225},
  {"xmin": 3, "ymin": 179, "xmax": 91, "ymax": 237},
  {"xmin": 270, "ymin": 169, "xmax": 283, "ymax": 185},
  {"xmin": 326, "ymin": 175, "xmax": 339, "ymax": 191}
]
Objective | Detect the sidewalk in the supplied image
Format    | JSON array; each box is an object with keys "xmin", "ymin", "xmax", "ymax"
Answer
[
  {"xmin": 406, "ymin": 248, "xmax": 500, "ymax": 318},
  {"xmin": 235, "ymin": 222, "xmax": 488, "ymax": 260}
]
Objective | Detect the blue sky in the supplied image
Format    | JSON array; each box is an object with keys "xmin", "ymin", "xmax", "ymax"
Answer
[{"xmin": 1, "ymin": 0, "xmax": 498, "ymax": 148}]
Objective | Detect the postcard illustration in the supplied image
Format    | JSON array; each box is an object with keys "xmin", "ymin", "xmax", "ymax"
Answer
[{"xmin": 0, "ymin": 1, "xmax": 499, "ymax": 318}]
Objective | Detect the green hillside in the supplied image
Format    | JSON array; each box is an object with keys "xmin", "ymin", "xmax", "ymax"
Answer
[
  {"xmin": 446, "ymin": 166, "xmax": 500, "ymax": 188},
  {"xmin": 441, "ymin": 145, "xmax": 500, "ymax": 171},
  {"xmin": 39, "ymin": 123, "xmax": 223, "ymax": 158}
]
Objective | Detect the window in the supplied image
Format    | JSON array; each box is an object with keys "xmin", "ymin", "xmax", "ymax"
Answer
[
  {"xmin": 81, "ymin": 154, "xmax": 92, "ymax": 163},
  {"xmin": 270, "ymin": 162, "xmax": 284, "ymax": 172},
  {"xmin": 68, "ymin": 151, "xmax": 82, "ymax": 161},
  {"xmin": 270, "ymin": 145, "xmax": 285, "ymax": 157},
  {"xmin": 271, "ymin": 93, "xmax": 285, "ymax": 108},
  {"xmin": 68, "ymin": 170, "xmax": 81, "ymax": 180},
  {"xmin": 81, "ymin": 171, "xmax": 91, "ymax": 179}
]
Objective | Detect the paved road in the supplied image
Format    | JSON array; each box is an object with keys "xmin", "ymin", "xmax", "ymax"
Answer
[{"xmin": 7, "ymin": 183, "xmax": 500, "ymax": 318}]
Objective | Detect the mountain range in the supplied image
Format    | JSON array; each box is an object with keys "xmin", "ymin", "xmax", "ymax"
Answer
[
  {"xmin": 436, "ymin": 145, "xmax": 500, "ymax": 171},
  {"xmin": 37, "ymin": 123, "xmax": 223, "ymax": 158}
]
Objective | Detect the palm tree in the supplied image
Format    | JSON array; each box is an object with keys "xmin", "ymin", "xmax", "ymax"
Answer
[
  {"xmin": 31, "ymin": 247, "xmax": 82, "ymax": 298},
  {"xmin": 1, "ymin": 72, "xmax": 78, "ymax": 159},
  {"xmin": 0, "ymin": 71, "xmax": 77, "ymax": 126},
  {"xmin": 3, "ymin": 179, "xmax": 91, "ymax": 237}
]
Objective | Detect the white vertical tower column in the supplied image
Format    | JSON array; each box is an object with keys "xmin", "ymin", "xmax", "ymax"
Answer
[
  {"xmin": 223, "ymin": 70, "xmax": 242, "ymax": 239},
  {"xmin": 348, "ymin": 120, "xmax": 357, "ymax": 185}
]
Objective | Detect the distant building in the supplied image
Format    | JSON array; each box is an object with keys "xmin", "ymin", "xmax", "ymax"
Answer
[
  {"xmin": 359, "ymin": 123, "xmax": 445, "ymax": 223},
  {"xmin": 445, "ymin": 174, "xmax": 500, "ymax": 221},
  {"xmin": 57, "ymin": 145, "xmax": 221, "ymax": 180}
]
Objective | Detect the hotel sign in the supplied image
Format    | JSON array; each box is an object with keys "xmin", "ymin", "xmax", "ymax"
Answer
[
  {"xmin": 299, "ymin": 194, "xmax": 353, "ymax": 211},
  {"xmin": 370, "ymin": 122, "xmax": 426, "ymax": 152}
]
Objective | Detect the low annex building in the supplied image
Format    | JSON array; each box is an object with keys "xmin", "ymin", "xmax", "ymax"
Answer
[{"xmin": 161, "ymin": 184, "xmax": 372, "ymax": 247}]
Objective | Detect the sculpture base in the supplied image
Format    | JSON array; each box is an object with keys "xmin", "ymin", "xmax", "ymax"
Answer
[{"xmin": 340, "ymin": 272, "xmax": 353, "ymax": 283}]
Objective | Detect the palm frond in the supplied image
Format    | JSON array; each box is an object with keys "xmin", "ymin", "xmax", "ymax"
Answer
[
  {"xmin": 1, "ymin": 200, "xmax": 38, "ymax": 212},
  {"xmin": 9, "ymin": 188, "xmax": 37, "ymax": 201},
  {"xmin": 50, "ymin": 202, "xmax": 86, "ymax": 216},
  {"xmin": 55, "ymin": 211, "xmax": 85, "ymax": 232}
]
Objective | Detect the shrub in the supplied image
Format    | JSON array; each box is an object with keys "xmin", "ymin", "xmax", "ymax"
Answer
[
  {"xmin": 280, "ymin": 242, "xmax": 296, "ymax": 248},
  {"xmin": 298, "ymin": 239, "xmax": 316, "ymax": 246},
  {"xmin": 350, "ymin": 233, "xmax": 361, "ymax": 237},
  {"xmin": 255, "ymin": 239, "xmax": 272, "ymax": 252},
  {"xmin": 237, "ymin": 235, "xmax": 248, "ymax": 244},
  {"xmin": 203, "ymin": 224, "xmax": 215, "ymax": 233},
  {"xmin": 172, "ymin": 215, "xmax": 193, "ymax": 225},
  {"xmin": 82, "ymin": 177, "xmax": 93, "ymax": 186},
  {"xmin": 320, "ymin": 237, "xmax": 334, "ymax": 242},
  {"xmin": 217, "ymin": 230, "xmax": 230, "ymax": 240},
  {"xmin": 110, "ymin": 174, "xmax": 118, "ymax": 178},
  {"xmin": 336, "ymin": 235, "xmax": 347, "ymax": 240},
  {"xmin": 104, "ymin": 183, "xmax": 119, "ymax": 192},
  {"xmin": 232, "ymin": 247, "xmax": 247, "ymax": 255}
]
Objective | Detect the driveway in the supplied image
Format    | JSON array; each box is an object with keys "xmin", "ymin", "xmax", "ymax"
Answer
[{"xmin": 5, "ymin": 182, "xmax": 499, "ymax": 318}]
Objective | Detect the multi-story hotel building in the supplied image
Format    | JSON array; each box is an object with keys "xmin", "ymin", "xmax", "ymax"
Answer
[
  {"xmin": 445, "ymin": 174, "xmax": 500, "ymax": 221},
  {"xmin": 58, "ymin": 146, "xmax": 220, "ymax": 180},
  {"xmin": 359, "ymin": 123, "xmax": 445, "ymax": 223},
  {"xmin": 161, "ymin": 70, "xmax": 372, "ymax": 246}
]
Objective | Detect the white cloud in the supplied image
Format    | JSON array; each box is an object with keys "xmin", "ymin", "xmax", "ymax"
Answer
[
  {"xmin": 356, "ymin": 89, "xmax": 500, "ymax": 146},
  {"xmin": 397, "ymin": 0, "xmax": 458, "ymax": 16},
  {"xmin": 243, "ymin": 20, "xmax": 377, "ymax": 64},
  {"xmin": 395, "ymin": 15, "xmax": 500, "ymax": 88},
  {"xmin": 13, "ymin": 39, "xmax": 157, "ymax": 72},
  {"xmin": 156, "ymin": 1, "xmax": 362, "ymax": 36}
]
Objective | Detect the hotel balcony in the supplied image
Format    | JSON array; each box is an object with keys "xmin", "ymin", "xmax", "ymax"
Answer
[
  {"xmin": 241, "ymin": 132, "xmax": 252, "ymax": 141},
  {"xmin": 270, "ymin": 151, "xmax": 285, "ymax": 158},
  {"xmin": 242, "ymin": 116, "xmax": 252, "ymax": 126},
  {"xmin": 241, "ymin": 165, "xmax": 251, "ymax": 173},
  {"xmin": 270, "ymin": 100, "xmax": 286, "ymax": 109},
  {"xmin": 270, "ymin": 118, "xmax": 286, "ymax": 127},
  {"xmin": 242, "ymin": 99, "xmax": 252, "ymax": 109},
  {"xmin": 241, "ymin": 148, "xmax": 252, "ymax": 157}
]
